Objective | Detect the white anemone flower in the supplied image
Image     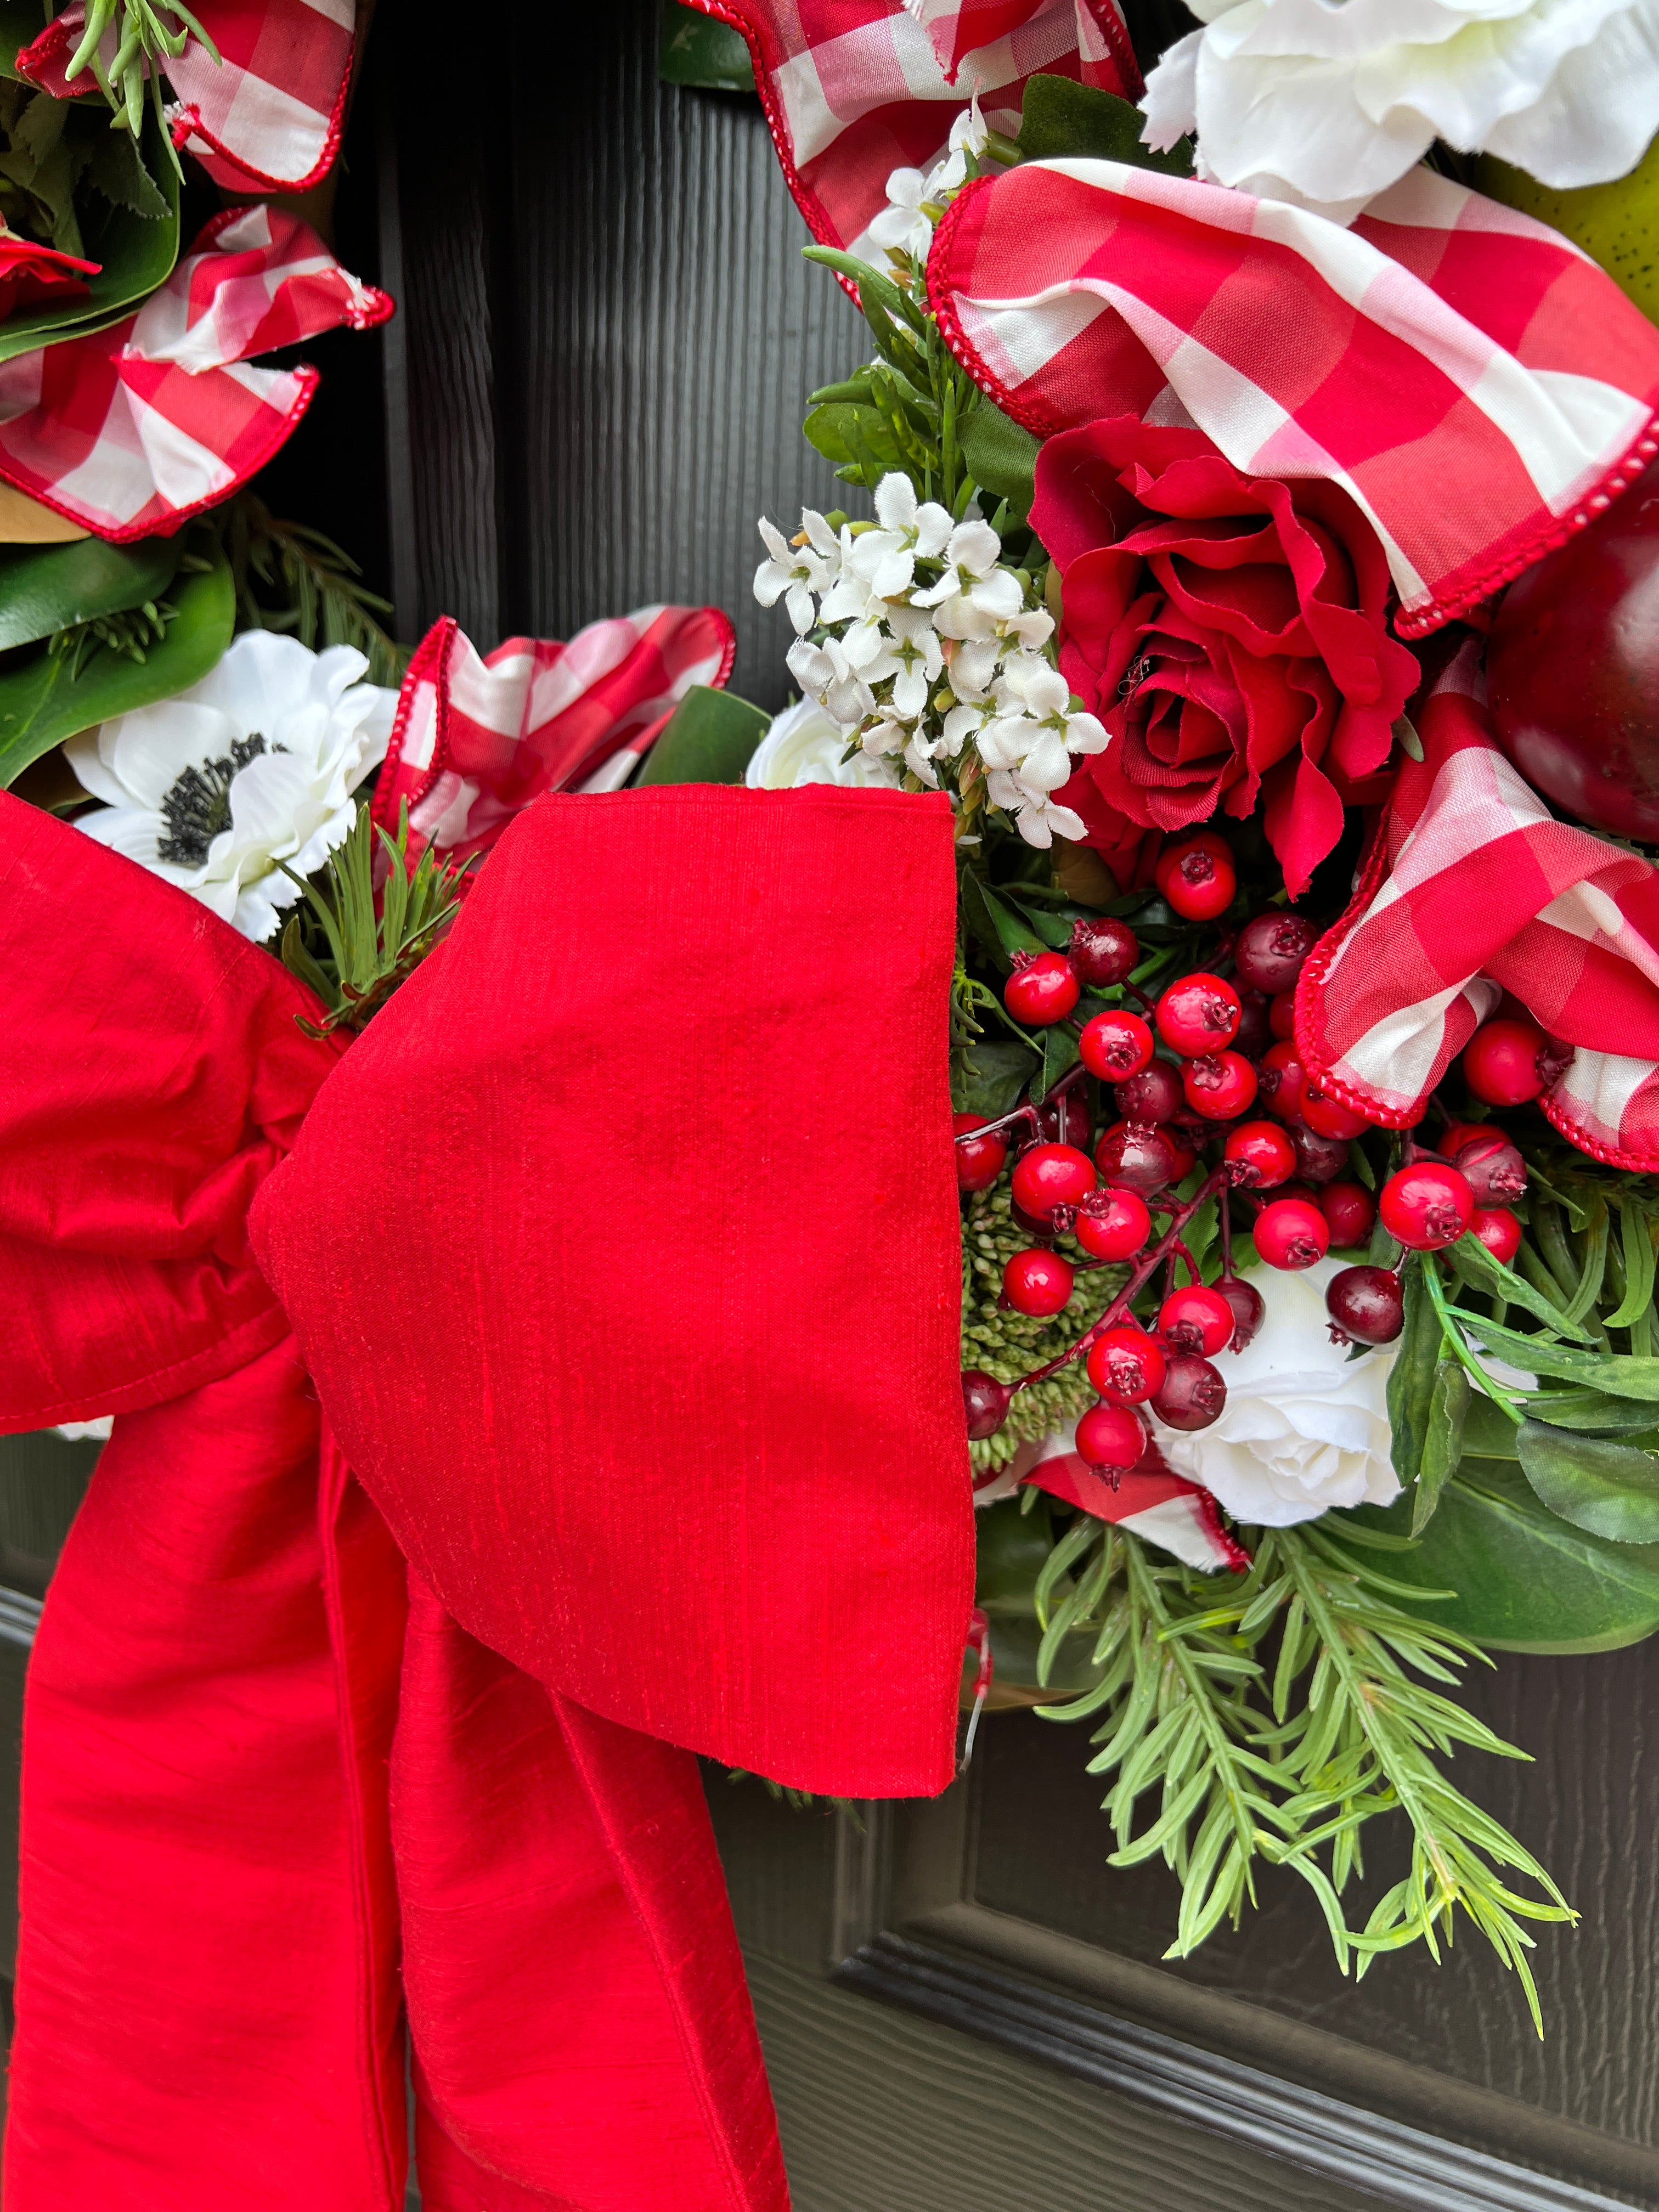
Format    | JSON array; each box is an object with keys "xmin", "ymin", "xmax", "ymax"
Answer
[
  {"xmin": 1142, "ymin": 0, "xmax": 1659, "ymax": 226},
  {"xmin": 754, "ymin": 512, "xmax": 836, "ymax": 634},
  {"xmin": 64, "ymin": 631, "xmax": 397, "ymax": 944}
]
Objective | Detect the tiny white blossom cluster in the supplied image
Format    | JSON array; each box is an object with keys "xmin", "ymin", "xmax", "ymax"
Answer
[{"xmin": 754, "ymin": 472, "xmax": 1107, "ymax": 847}]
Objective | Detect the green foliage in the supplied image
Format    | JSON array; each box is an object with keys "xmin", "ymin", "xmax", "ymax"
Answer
[
  {"xmin": 950, "ymin": 1037, "xmax": 1037, "ymax": 1118},
  {"xmin": 0, "ymin": 534, "xmax": 177, "ymax": 651},
  {"xmin": 957, "ymin": 403, "xmax": 1040, "ymax": 526},
  {"xmin": 219, "ymin": 495, "xmax": 408, "ymax": 690},
  {"xmin": 278, "ymin": 802, "xmax": 470, "ymax": 1037},
  {"xmin": 47, "ymin": 594, "xmax": 176, "ymax": 680},
  {"xmin": 61, "ymin": 0, "xmax": 218, "ymax": 171},
  {"xmin": 659, "ymin": 1, "xmax": 754, "ymax": 93},
  {"xmin": 1514, "ymin": 1420, "xmax": 1659, "ymax": 1543},
  {"xmin": 1014, "ymin": 73, "xmax": 1194, "ymax": 174},
  {"xmin": 634, "ymin": 684, "xmax": 769, "ymax": 785}
]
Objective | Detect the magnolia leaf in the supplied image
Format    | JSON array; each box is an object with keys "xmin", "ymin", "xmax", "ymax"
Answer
[
  {"xmin": 1386, "ymin": 1256, "xmax": 1440, "ymax": 1486},
  {"xmin": 658, "ymin": 0, "xmax": 754, "ymax": 92},
  {"xmin": 1016, "ymin": 74, "xmax": 1193, "ymax": 174},
  {"xmin": 633, "ymin": 684, "xmax": 768, "ymax": 786},
  {"xmin": 0, "ymin": 535, "xmax": 178, "ymax": 652},
  {"xmin": 951, "ymin": 1038, "xmax": 1036, "ymax": 1116},
  {"xmin": 1445, "ymin": 1229, "xmax": 1593, "ymax": 1340},
  {"xmin": 960, "ymin": 403, "xmax": 1040, "ymax": 526},
  {"xmin": 1516, "ymin": 1420, "xmax": 1659, "ymax": 1543},
  {"xmin": 1466, "ymin": 1312, "xmax": 1659, "ymax": 1400},
  {"xmin": 1412, "ymin": 1358, "xmax": 1470, "ymax": 1534},
  {"xmin": 1353, "ymin": 1460, "xmax": 1659, "ymax": 1652},
  {"xmin": 0, "ymin": 549, "xmax": 233, "ymax": 788}
]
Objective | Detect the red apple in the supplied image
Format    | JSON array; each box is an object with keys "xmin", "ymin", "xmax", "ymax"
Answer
[{"xmin": 1488, "ymin": 458, "xmax": 1659, "ymax": 838}]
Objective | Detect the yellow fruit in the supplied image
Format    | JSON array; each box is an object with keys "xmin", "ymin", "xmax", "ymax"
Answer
[{"xmin": 1475, "ymin": 138, "xmax": 1659, "ymax": 324}]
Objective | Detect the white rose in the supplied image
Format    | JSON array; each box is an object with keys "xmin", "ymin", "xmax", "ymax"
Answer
[
  {"xmin": 1142, "ymin": 0, "xmax": 1659, "ymax": 225},
  {"xmin": 744, "ymin": 700, "xmax": 901, "ymax": 791},
  {"xmin": 1152, "ymin": 1258, "xmax": 1402, "ymax": 1526}
]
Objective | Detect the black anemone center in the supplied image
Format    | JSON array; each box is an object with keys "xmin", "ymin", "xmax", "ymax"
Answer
[{"xmin": 156, "ymin": 733, "xmax": 269, "ymax": 866}]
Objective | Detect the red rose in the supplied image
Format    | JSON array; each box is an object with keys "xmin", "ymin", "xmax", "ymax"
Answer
[{"xmin": 1031, "ymin": 417, "xmax": 1420, "ymax": 897}]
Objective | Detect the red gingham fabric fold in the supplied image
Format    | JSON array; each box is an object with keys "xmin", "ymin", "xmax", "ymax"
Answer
[
  {"xmin": 371, "ymin": 610, "xmax": 738, "ymax": 868},
  {"xmin": 19, "ymin": 0, "xmax": 354, "ymax": 193},
  {"xmin": 1298, "ymin": 642, "xmax": 1659, "ymax": 1171},
  {"xmin": 686, "ymin": 0, "xmax": 1137, "ymax": 261},
  {"xmin": 0, "ymin": 203, "xmax": 390, "ymax": 540},
  {"xmin": 929, "ymin": 161, "xmax": 1659, "ymax": 635},
  {"xmin": 1018, "ymin": 1429, "xmax": 1249, "ymax": 1571}
]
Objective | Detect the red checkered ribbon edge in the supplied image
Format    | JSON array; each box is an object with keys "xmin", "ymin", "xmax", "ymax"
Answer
[
  {"xmin": 685, "ymin": 0, "xmax": 1137, "ymax": 262},
  {"xmin": 371, "ymin": 610, "xmax": 740, "ymax": 869},
  {"xmin": 928, "ymin": 160, "xmax": 1659, "ymax": 637},
  {"xmin": 0, "ymin": 204, "xmax": 389, "ymax": 541},
  {"xmin": 981, "ymin": 1423, "xmax": 1249, "ymax": 1572},
  {"xmin": 1297, "ymin": 642, "xmax": 1659, "ymax": 1172},
  {"xmin": 20, "ymin": 0, "xmax": 355, "ymax": 193}
]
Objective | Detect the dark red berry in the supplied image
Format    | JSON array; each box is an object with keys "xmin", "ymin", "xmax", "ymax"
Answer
[
  {"xmin": 1161, "ymin": 1126, "xmax": 1198, "ymax": 1183},
  {"xmin": 1300, "ymin": 1085, "xmax": 1373, "ymax": 1141},
  {"xmin": 1439, "ymin": 1120, "xmax": 1489, "ymax": 1159},
  {"xmin": 1257, "ymin": 1040, "xmax": 1307, "ymax": 1124},
  {"xmin": 1080, "ymin": 1009, "xmax": 1154, "ymax": 1081},
  {"xmin": 1463, "ymin": 1017, "xmax": 1548, "ymax": 1107},
  {"xmin": 1269, "ymin": 990, "xmax": 1297, "ymax": 1040},
  {"xmin": 1290, "ymin": 1122, "xmax": 1348, "ymax": 1186},
  {"xmin": 1324, "ymin": 1265, "xmax": 1404, "ymax": 1345},
  {"xmin": 1152, "ymin": 1353, "xmax": 1227, "ymax": 1430},
  {"xmin": 1005, "ymin": 950, "xmax": 1080, "ymax": 1026},
  {"xmin": 1011, "ymin": 1142, "xmax": 1096, "ymax": 1221},
  {"xmin": 1002, "ymin": 1247, "xmax": 1076, "ymax": 1316},
  {"xmin": 1379, "ymin": 1162, "xmax": 1475, "ymax": 1251},
  {"xmin": 1471, "ymin": 1207, "xmax": 1523, "ymax": 1263},
  {"xmin": 1069, "ymin": 916, "xmax": 1139, "ymax": 989},
  {"xmin": 1094, "ymin": 1121, "xmax": 1177, "ymax": 1195},
  {"xmin": 1158, "ymin": 1284, "xmax": 1236, "ymax": 1357},
  {"xmin": 1115, "ymin": 1059, "xmax": 1184, "ymax": 1125},
  {"xmin": 1451, "ymin": 1129, "xmax": 1527, "ymax": 1206},
  {"xmin": 1233, "ymin": 912, "xmax": 1317, "ymax": 996},
  {"xmin": 962, "ymin": 1369, "xmax": 1013, "ymax": 1439},
  {"xmin": 1214, "ymin": 1274, "xmax": 1266, "ymax": 1351},
  {"xmin": 1156, "ymin": 832, "xmax": 1237, "ymax": 922},
  {"xmin": 1233, "ymin": 989, "xmax": 1273, "ymax": 1058},
  {"xmin": 1224, "ymin": 1119, "xmax": 1297, "ymax": 1189},
  {"xmin": 1076, "ymin": 1400, "xmax": 1148, "ymax": 1476},
  {"xmin": 1255, "ymin": 1197, "xmax": 1330, "ymax": 1270},
  {"xmin": 1074, "ymin": 1184, "xmax": 1152, "ymax": 1261},
  {"xmin": 1011, "ymin": 1198, "xmax": 1057, "ymax": 1242},
  {"xmin": 953, "ymin": 1111, "xmax": 1007, "ymax": 1193},
  {"xmin": 1086, "ymin": 1325, "xmax": 1167, "ymax": 1406},
  {"xmin": 1183, "ymin": 1049, "xmax": 1258, "ymax": 1121},
  {"xmin": 1319, "ymin": 1181, "xmax": 1376, "ymax": 1246},
  {"xmin": 1035, "ymin": 1088, "xmax": 1091, "ymax": 1150},
  {"xmin": 1156, "ymin": 972, "xmax": 1242, "ymax": 1057}
]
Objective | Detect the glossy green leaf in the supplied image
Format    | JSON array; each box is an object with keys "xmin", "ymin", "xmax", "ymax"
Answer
[
  {"xmin": 1038, "ymin": 1022, "xmax": 1080, "ymax": 1097},
  {"xmin": 1386, "ymin": 1256, "xmax": 1441, "ymax": 1487},
  {"xmin": 1607, "ymin": 1199, "xmax": 1657, "ymax": 1330},
  {"xmin": 0, "ymin": 548, "xmax": 233, "ymax": 787},
  {"xmin": 1412, "ymin": 1359, "xmax": 1469, "ymax": 1534},
  {"xmin": 1351, "ymin": 1461, "xmax": 1659, "ymax": 1652},
  {"xmin": 1445, "ymin": 1228, "xmax": 1592, "ymax": 1341},
  {"xmin": 1515, "ymin": 1420, "xmax": 1659, "ymax": 1543},
  {"xmin": 658, "ymin": 0, "xmax": 754, "ymax": 92},
  {"xmin": 951, "ymin": 1037, "xmax": 1036, "ymax": 1117},
  {"xmin": 1016, "ymin": 74, "xmax": 1194, "ymax": 174},
  {"xmin": 0, "ymin": 534, "xmax": 178, "ymax": 651},
  {"xmin": 802, "ymin": 400, "xmax": 905, "ymax": 476},
  {"xmin": 1002, "ymin": 891, "xmax": 1073, "ymax": 949},
  {"xmin": 1465, "ymin": 1312, "xmax": 1659, "ymax": 1400},
  {"xmin": 1462, "ymin": 1389, "xmax": 1658, "ymax": 1456},
  {"xmin": 979, "ymin": 882, "xmax": 1048, "ymax": 959},
  {"xmin": 960, "ymin": 402, "xmax": 1040, "ymax": 526},
  {"xmin": 633, "ymin": 684, "xmax": 768, "ymax": 786}
]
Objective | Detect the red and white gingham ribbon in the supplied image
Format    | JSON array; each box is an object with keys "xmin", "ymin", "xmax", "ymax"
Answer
[
  {"xmin": 1299, "ymin": 643, "xmax": 1659, "ymax": 1172},
  {"xmin": 20, "ymin": 0, "xmax": 354, "ymax": 193},
  {"xmin": 371, "ymin": 610, "xmax": 739, "ymax": 868},
  {"xmin": 686, "ymin": 0, "xmax": 1137, "ymax": 263},
  {"xmin": 985, "ymin": 1423, "xmax": 1249, "ymax": 1572},
  {"xmin": 929, "ymin": 160, "xmax": 1659, "ymax": 637},
  {"xmin": 0, "ymin": 204, "xmax": 389, "ymax": 540}
]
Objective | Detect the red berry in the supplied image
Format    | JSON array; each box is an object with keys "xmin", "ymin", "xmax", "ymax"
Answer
[
  {"xmin": 1325, "ymin": 1265, "xmax": 1404, "ymax": 1345},
  {"xmin": 1094, "ymin": 1121, "xmax": 1176, "ymax": 1195},
  {"xmin": 1074, "ymin": 1185, "xmax": 1152, "ymax": 1261},
  {"xmin": 1233, "ymin": 912, "xmax": 1317, "ymax": 996},
  {"xmin": 1269, "ymin": 990, "xmax": 1297, "ymax": 1040},
  {"xmin": 1224, "ymin": 1120, "xmax": 1297, "ymax": 1189},
  {"xmin": 1255, "ymin": 1198, "xmax": 1330, "ymax": 1270},
  {"xmin": 1005, "ymin": 950, "xmax": 1080, "ymax": 1026},
  {"xmin": 1011, "ymin": 1142, "xmax": 1096, "ymax": 1221},
  {"xmin": 1463, "ymin": 1017, "xmax": 1548, "ymax": 1107},
  {"xmin": 1183, "ymin": 1049, "xmax": 1258, "ymax": 1121},
  {"xmin": 1471, "ymin": 1207, "xmax": 1523, "ymax": 1263},
  {"xmin": 962, "ymin": 1369, "xmax": 1013, "ymax": 1440},
  {"xmin": 1163, "ymin": 1128, "xmax": 1199, "ymax": 1183},
  {"xmin": 1379, "ymin": 1162, "xmax": 1475, "ymax": 1251},
  {"xmin": 1075, "ymin": 1400, "xmax": 1148, "ymax": 1474},
  {"xmin": 953, "ymin": 1111, "xmax": 1007, "ymax": 1193},
  {"xmin": 1156, "ymin": 972, "xmax": 1242, "ymax": 1057},
  {"xmin": 1451, "ymin": 1130, "xmax": 1527, "ymax": 1206},
  {"xmin": 1158, "ymin": 1284, "xmax": 1236, "ymax": 1357},
  {"xmin": 1152, "ymin": 1353, "xmax": 1227, "ymax": 1430},
  {"xmin": 1257, "ymin": 1041, "xmax": 1307, "ymax": 1124},
  {"xmin": 1069, "ymin": 916, "xmax": 1139, "ymax": 989},
  {"xmin": 1080, "ymin": 1008, "xmax": 1154, "ymax": 1081},
  {"xmin": 1290, "ymin": 1122, "xmax": 1348, "ymax": 1186},
  {"xmin": 1086, "ymin": 1325, "xmax": 1167, "ymax": 1406},
  {"xmin": 1319, "ymin": 1181, "xmax": 1376, "ymax": 1246},
  {"xmin": 1214, "ymin": 1274, "xmax": 1266, "ymax": 1351},
  {"xmin": 1300, "ymin": 1085, "xmax": 1373, "ymax": 1141},
  {"xmin": 1115, "ymin": 1059, "xmax": 1184, "ymax": 1124},
  {"xmin": 1156, "ymin": 832, "xmax": 1237, "ymax": 922},
  {"xmin": 1439, "ymin": 1121, "xmax": 1489, "ymax": 1159},
  {"xmin": 1002, "ymin": 1248, "xmax": 1076, "ymax": 1316}
]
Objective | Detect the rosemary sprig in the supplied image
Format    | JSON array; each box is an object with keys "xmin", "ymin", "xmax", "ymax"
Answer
[{"xmin": 220, "ymin": 494, "xmax": 408, "ymax": 690}]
